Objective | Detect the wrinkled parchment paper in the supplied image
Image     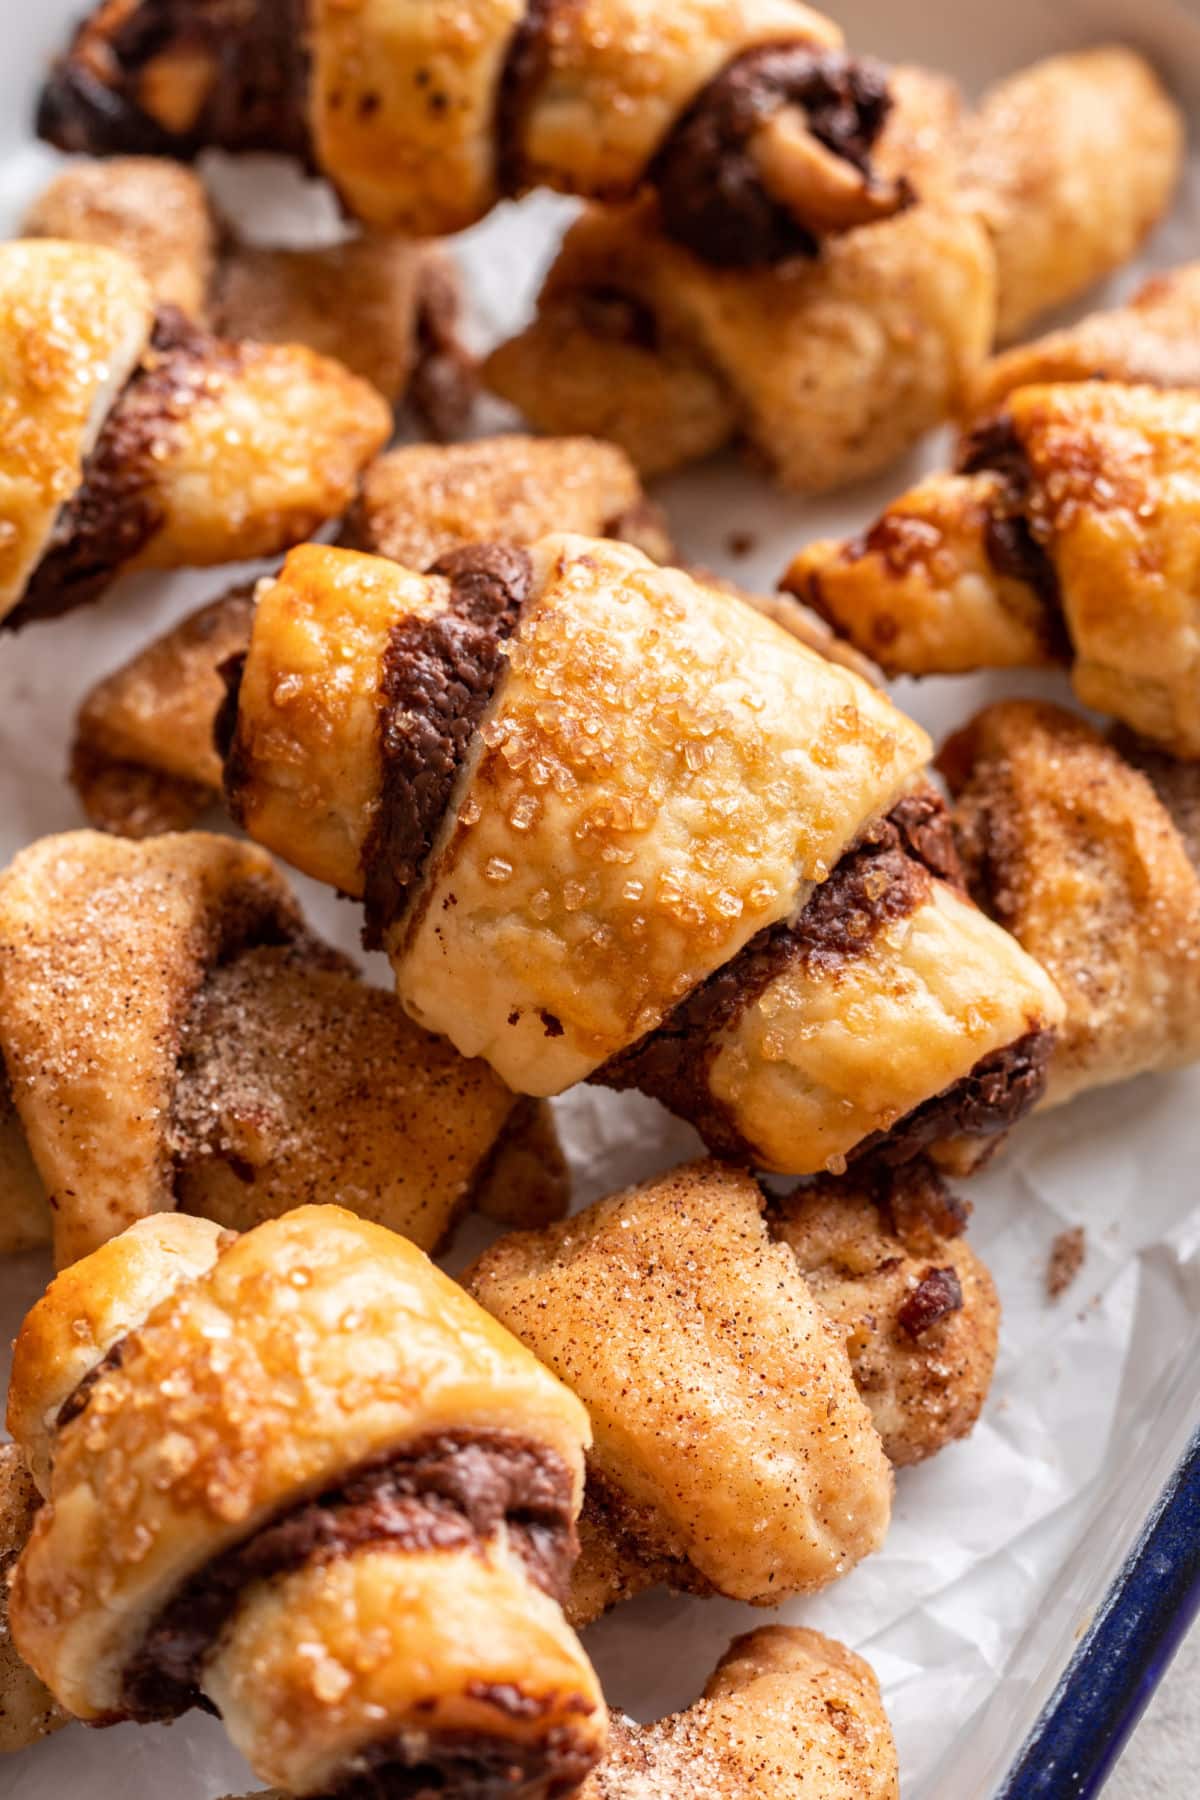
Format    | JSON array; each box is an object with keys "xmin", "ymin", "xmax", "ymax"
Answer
[{"xmin": 2, "ymin": 1, "xmax": 1200, "ymax": 1792}]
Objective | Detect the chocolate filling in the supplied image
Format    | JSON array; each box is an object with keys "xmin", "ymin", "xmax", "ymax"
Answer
[
  {"xmin": 315, "ymin": 1724, "xmax": 601, "ymax": 1800},
  {"xmin": 38, "ymin": 0, "xmax": 310, "ymax": 163},
  {"xmin": 407, "ymin": 259, "xmax": 478, "ymax": 443},
  {"xmin": 595, "ymin": 791, "xmax": 957, "ymax": 1155},
  {"xmin": 852, "ymin": 1027, "xmax": 1055, "ymax": 1167},
  {"xmin": 897, "ymin": 1265, "xmax": 964, "ymax": 1339},
  {"xmin": 652, "ymin": 47, "xmax": 903, "ymax": 267},
  {"xmin": 360, "ymin": 544, "xmax": 532, "ymax": 947},
  {"xmin": 959, "ymin": 417, "xmax": 1069, "ymax": 653},
  {"xmin": 55, "ymin": 1337, "xmax": 129, "ymax": 1434},
  {"xmin": 118, "ymin": 1431, "xmax": 577, "ymax": 1723},
  {"xmin": 495, "ymin": 0, "xmax": 564, "ymax": 198},
  {"xmin": 7, "ymin": 307, "xmax": 241, "ymax": 631}
]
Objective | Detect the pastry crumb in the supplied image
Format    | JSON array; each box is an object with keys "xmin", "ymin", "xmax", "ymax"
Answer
[{"xmin": 1046, "ymin": 1225, "xmax": 1086, "ymax": 1300}]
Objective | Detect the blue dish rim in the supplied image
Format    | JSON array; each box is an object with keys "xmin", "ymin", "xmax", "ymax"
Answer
[{"xmin": 995, "ymin": 1421, "xmax": 1200, "ymax": 1797}]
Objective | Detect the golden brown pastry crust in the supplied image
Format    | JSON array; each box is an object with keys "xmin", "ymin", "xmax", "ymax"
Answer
[
  {"xmin": 583, "ymin": 1627, "xmax": 898, "ymax": 1800},
  {"xmin": 787, "ymin": 383, "xmax": 1200, "ymax": 759},
  {"xmin": 940, "ymin": 701, "xmax": 1200, "ymax": 1108},
  {"xmin": 0, "ymin": 239, "xmax": 154, "ymax": 622},
  {"xmin": 960, "ymin": 48, "xmax": 1182, "ymax": 344},
  {"xmin": 965, "ymin": 264, "xmax": 1200, "ymax": 421},
  {"xmin": 226, "ymin": 536, "xmax": 1062, "ymax": 1169},
  {"xmin": 0, "ymin": 831, "xmax": 548, "ymax": 1269},
  {"xmin": 41, "ymin": 0, "xmax": 909, "ymax": 265},
  {"xmin": 468, "ymin": 1159, "xmax": 894, "ymax": 1611},
  {"xmin": 21, "ymin": 157, "xmax": 216, "ymax": 319},
  {"xmin": 23, "ymin": 156, "xmax": 475, "ymax": 427},
  {"xmin": 771, "ymin": 1159, "xmax": 999, "ymax": 1468},
  {"xmin": 9, "ymin": 1206, "xmax": 603, "ymax": 1794},
  {"xmin": 486, "ymin": 69, "xmax": 994, "ymax": 492}
]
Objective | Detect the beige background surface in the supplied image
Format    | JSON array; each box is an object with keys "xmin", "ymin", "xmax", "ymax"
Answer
[{"xmin": 1110, "ymin": 1627, "xmax": 1199, "ymax": 1795}]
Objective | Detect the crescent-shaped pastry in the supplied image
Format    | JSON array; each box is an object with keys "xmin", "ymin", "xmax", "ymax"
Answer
[
  {"xmin": 8, "ymin": 1205, "xmax": 605, "ymax": 1795},
  {"xmin": 39, "ymin": 0, "xmax": 912, "ymax": 265},
  {"xmin": 787, "ymin": 382, "xmax": 1200, "ymax": 758},
  {"xmin": 965, "ymin": 262, "xmax": 1200, "ymax": 421},
  {"xmin": 0, "ymin": 239, "xmax": 389, "ymax": 631},
  {"xmin": 468, "ymin": 1159, "xmax": 897, "ymax": 1619},
  {"xmin": 486, "ymin": 50, "xmax": 1180, "ymax": 492},
  {"xmin": 939, "ymin": 701, "xmax": 1200, "ymax": 1109},
  {"xmin": 0, "ymin": 830, "xmax": 563, "ymax": 1269},
  {"xmin": 221, "ymin": 535, "xmax": 1062, "ymax": 1173},
  {"xmin": 23, "ymin": 156, "xmax": 475, "ymax": 432},
  {"xmin": 70, "ymin": 433, "xmax": 859, "ymax": 840}
]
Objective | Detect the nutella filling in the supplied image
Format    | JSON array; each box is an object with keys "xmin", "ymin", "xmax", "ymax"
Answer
[
  {"xmin": 651, "ymin": 47, "xmax": 903, "ymax": 267},
  {"xmin": 117, "ymin": 1431, "xmax": 577, "ymax": 1723},
  {"xmin": 595, "ymin": 789, "xmax": 961, "ymax": 1157},
  {"xmin": 959, "ymin": 417, "xmax": 1069, "ymax": 652},
  {"xmin": 7, "ymin": 308, "xmax": 241, "ymax": 631},
  {"xmin": 38, "ymin": 0, "xmax": 310, "ymax": 163},
  {"xmin": 314, "ymin": 1724, "xmax": 601, "ymax": 1800},
  {"xmin": 360, "ymin": 544, "xmax": 532, "ymax": 947},
  {"xmin": 496, "ymin": 0, "xmax": 562, "ymax": 199},
  {"xmin": 851, "ymin": 1027, "xmax": 1056, "ymax": 1168}
]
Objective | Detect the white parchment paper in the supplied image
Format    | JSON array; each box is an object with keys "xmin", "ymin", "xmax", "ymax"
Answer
[{"xmin": 1, "ymin": 2, "xmax": 1199, "ymax": 1794}]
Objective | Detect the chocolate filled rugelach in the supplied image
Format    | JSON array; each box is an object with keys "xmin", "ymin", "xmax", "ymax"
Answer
[
  {"xmin": 965, "ymin": 262, "xmax": 1200, "ymax": 421},
  {"xmin": 0, "ymin": 830, "xmax": 565, "ymax": 1269},
  {"xmin": 22, "ymin": 157, "xmax": 475, "ymax": 432},
  {"xmin": 7, "ymin": 1206, "xmax": 606, "ymax": 1796},
  {"xmin": 468, "ymin": 1157, "xmax": 996, "ymax": 1625},
  {"xmin": 0, "ymin": 239, "xmax": 389, "ymax": 632},
  {"xmin": 221, "ymin": 533, "xmax": 1063, "ymax": 1175},
  {"xmin": 39, "ymin": 0, "xmax": 912, "ymax": 266},
  {"xmin": 227, "ymin": 1626, "xmax": 899, "ymax": 1800},
  {"xmin": 486, "ymin": 49, "xmax": 1180, "ymax": 492},
  {"xmin": 71, "ymin": 433, "xmax": 861, "ymax": 839},
  {"xmin": 940, "ymin": 702, "xmax": 1200, "ymax": 1109},
  {"xmin": 787, "ymin": 383, "xmax": 1200, "ymax": 759}
]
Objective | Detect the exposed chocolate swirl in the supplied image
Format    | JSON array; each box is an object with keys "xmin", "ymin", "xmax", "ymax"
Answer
[
  {"xmin": 652, "ymin": 47, "xmax": 904, "ymax": 266},
  {"xmin": 360, "ymin": 544, "xmax": 532, "ymax": 947},
  {"xmin": 959, "ymin": 415, "xmax": 1068, "ymax": 650},
  {"xmin": 119, "ymin": 1431, "xmax": 577, "ymax": 1723}
]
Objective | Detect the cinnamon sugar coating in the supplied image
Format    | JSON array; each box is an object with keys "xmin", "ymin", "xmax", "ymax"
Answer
[
  {"xmin": 0, "ymin": 830, "xmax": 554, "ymax": 1269},
  {"xmin": 959, "ymin": 48, "xmax": 1182, "ymax": 344},
  {"xmin": 787, "ymin": 383, "xmax": 1200, "ymax": 759},
  {"xmin": 941, "ymin": 701, "xmax": 1200, "ymax": 1108},
  {"xmin": 8, "ymin": 1206, "xmax": 602, "ymax": 1792},
  {"xmin": 583, "ymin": 1627, "xmax": 898, "ymax": 1799},
  {"xmin": 966, "ymin": 263, "xmax": 1200, "ymax": 421},
  {"xmin": 772, "ymin": 1159, "xmax": 998, "ymax": 1468},
  {"xmin": 469, "ymin": 1159, "xmax": 894, "ymax": 1612}
]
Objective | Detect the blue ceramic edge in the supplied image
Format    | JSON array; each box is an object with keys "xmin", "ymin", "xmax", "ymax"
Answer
[{"xmin": 995, "ymin": 1422, "xmax": 1200, "ymax": 1798}]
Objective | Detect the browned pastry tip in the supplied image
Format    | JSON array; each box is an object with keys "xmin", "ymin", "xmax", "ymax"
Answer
[
  {"xmin": 8, "ymin": 1205, "xmax": 604, "ymax": 1794},
  {"xmin": 959, "ymin": 47, "xmax": 1183, "ymax": 344},
  {"xmin": 468, "ymin": 1158, "xmax": 895, "ymax": 1624},
  {"xmin": 940, "ymin": 700, "xmax": 1200, "ymax": 1109},
  {"xmin": 40, "ymin": 0, "xmax": 910, "ymax": 266},
  {"xmin": 582, "ymin": 1627, "xmax": 898, "ymax": 1799},
  {"xmin": 0, "ymin": 1446, "xmax": 67, "ymax": 1752},
  {"xmin": 964, "ymin": 263, "xmax": 1200, "ymax": 422},
  {"xmin": 0, "ymin": 830, "xmax": 555, "ymax": 1269}
]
